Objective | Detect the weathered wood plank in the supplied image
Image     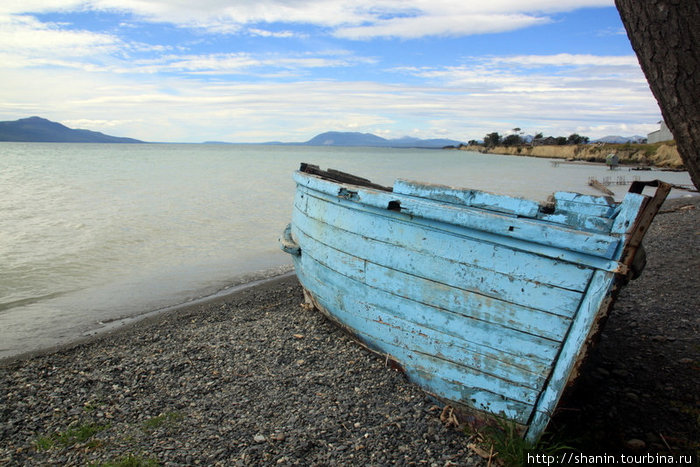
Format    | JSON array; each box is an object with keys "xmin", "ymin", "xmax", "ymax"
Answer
[
  {"xmin": 411, "ymin": 367, "xmax": 534, "ymax": 424},
  {"xmin": 371, "ymin": 336, "xmax": 535, "ymax": 423},
  {"xmin": 294, "ymin": 190, "xmax": 594, "ymax": 292},
  {"xmin": 525, "ymin": 269, "xmax": 616, "ymax": 442},
  {"xmin": 297, "ymin": 186, "xmax": 625, "ymax": 274},
  {"xmin": 384, "ymin": 179, "xmax": 617, "ymax": 233},
  {"xmin": 295, "ymin": 260, "xmax": 542, "ymax": 411},
  {"xmin": 299, "ymin": 261, "xmax": 549, "ymax": 390},
  {"xmin": 296, "ymin": 246, "xmax": 558, "ymax": 376},
  {"xmin": 299, "ymin": 163, "xmax": 392, "ymax": 191},
  {"xmin": 537, "ymin": 212, "xmax": 614, "ymax": 234},
  {"xmin": 553, "ymin": 191, "xmax": 616, "ymax": 209},
  {"xmin": 294, "ymin": 209, "xmax": 583, "ymax": 321},
  {"xmin": 295, "ymin": 221, "xmax": 571, "ymax": 342},
  {"xmin": 293, "ymin": 228, "xmax": 366, "ymax": 282},
  {"xmin": 365, "ymin": 263, "xmax": 562, "ymax": 360},
  {"xmin": 540, "ymin": 192, "xmax": 617, "ymax": 233},
  {"xmin": 611, "ymin": 192, "xmax": 647, "ymax": 234},
  {"xmin": 393, "ymin": 179, "xmax": 541, "ymax": 217},
  {"xmin": 295, "ymin": 237, "xmax": 562, "ymax": 368},
  {"xmin": 294, "ymin": 172, "xmax": 622, "ymax": 260}
]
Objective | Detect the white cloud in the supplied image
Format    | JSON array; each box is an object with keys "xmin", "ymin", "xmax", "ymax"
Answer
[
  {"xmin": 0, "ymin": 48, "xmax": 659, "ymax": 143},
  {"xmin": 335, "ymin": 13, "xmax": 550, "ymax": 39},
  {"xmin": 0, "ymin": 11, "xmax": 371, "ymax": 76},
  {"xmin": 0, "ymin": 1, "xmax": 656, "ymax": 143},
  {"xmin": 489, "ymin": 53, "xmax": 638, "ymax": 67},
  {"xmin": 2, "ymin": 0, "xmax": 615, "ymax": 39},
  {"xmin": 247, "ymin": 28, "xmax": 301, "ymax": 39},
  {"xmin": 120, "ymin": 50, "xmax": 375, "ymax": 76},
  {"xmin": 0, "ymin": 14, "xmax": 120, "ymax": 60}
]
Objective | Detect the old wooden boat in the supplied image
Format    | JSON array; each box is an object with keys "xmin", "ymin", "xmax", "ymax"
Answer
[{"xmin": 280, "ymin": 163, "xmax": 670, "ymax": 442}]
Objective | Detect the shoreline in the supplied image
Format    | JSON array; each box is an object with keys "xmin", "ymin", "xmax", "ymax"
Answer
[
  {"xmin": 458, "ymin": 141, "xmax": 684, "ymax": 169},
  {"xmin": 1, "ymin": 197, "xmax": 697, "ymax": 465},
  {"xmin": 0, "ymin": 264, "xmax": 295, "ymax": 364},
  {"xmin": 0, "ymin": 271, "xmax": 297, "ymax": 366}
]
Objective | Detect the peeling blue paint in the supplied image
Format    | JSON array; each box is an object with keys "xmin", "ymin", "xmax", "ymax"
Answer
[{"xmin": 281, "ymin": 166, "xmax": 670, "ymax": 443}]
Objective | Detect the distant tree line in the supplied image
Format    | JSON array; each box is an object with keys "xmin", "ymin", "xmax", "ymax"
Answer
[{"xmin": 469, "ymin": 129, "xmax": 590, "ymax": 148}]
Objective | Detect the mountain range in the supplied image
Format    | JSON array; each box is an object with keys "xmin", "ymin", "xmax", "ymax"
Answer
[
  {"xmin": 0, "ymin": 117, "xmax": 648, "ymax": 146},
  {"xmin": 592, "ymin": 135, "xmax": 647, "ymax": 144},
  {"xmin": 0, "ymin": 117, "xmax": 143, "ymax": 143},
  {"xmin": 293, "ymin": 131, "xmax": 464, "ymax": 148}
]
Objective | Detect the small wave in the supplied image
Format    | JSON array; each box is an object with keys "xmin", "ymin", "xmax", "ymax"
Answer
[
  {"xmin": 82, "ymin": 267, "xmax": 297, "ymax": 338},
  {"xmin": 0, "ymin": 291, "xmax": 73, "ymax": 313}
]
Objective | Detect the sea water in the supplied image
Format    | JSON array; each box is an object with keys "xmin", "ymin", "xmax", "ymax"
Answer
[{"xmin": 0, "ymin": 142, "xmax": 694, "ymax": 359}]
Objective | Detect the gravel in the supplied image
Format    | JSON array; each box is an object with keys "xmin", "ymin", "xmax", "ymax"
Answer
[
  {"xmin": 0, "ymin": 276, "xmax": 481, "ymax": 466},
  {"xmin": 550, "ymin": 195, "xmax": 699, "ymax": 456},
  {"xmin": 1, "ymin": 196, "xmax": 698, "ymax": 466}
]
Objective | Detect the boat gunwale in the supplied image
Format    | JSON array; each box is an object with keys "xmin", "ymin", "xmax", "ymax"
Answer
[
  {"xmin": 295, "ymin": 177, "xmax": 629, "ymax": 274},
  {"xmin": 293, "ymin": 170, "xmax": 629, "ymax": 262}
]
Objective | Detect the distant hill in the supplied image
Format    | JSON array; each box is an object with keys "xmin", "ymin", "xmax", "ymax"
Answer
[
  {"xmin": 0, "ymin": 117, "xmax": 143, "ymax": 143},
  {"xmin": 593, "ymin": 135, "xmax": 647, "ymax": 144},
  {"xmin": 296, "ymin": 131, "xmax": 463, "ymax": 148},
  {"xmin": 304, "ymin": 131, "xmax": 388, "ymax": 146}
]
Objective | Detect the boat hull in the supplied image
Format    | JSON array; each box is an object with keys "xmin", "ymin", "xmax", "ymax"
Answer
[{"xmin": 281, "ymin": 164, "xmax": 669, "ymax": 441}]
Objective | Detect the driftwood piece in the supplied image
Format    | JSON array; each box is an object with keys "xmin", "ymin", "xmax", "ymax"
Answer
[{"xmin": 588, "ymin": 178, "xmax": 615, "ymax": 196}]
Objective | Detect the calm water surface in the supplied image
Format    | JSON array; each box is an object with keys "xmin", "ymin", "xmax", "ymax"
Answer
[{"xmin": 0, "ymin": 143, "xmax": 694, "ymax": 359}]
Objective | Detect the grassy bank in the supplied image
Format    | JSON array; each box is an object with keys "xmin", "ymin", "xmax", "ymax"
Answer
[{"xmin": 461, "ymin": 141, "xmax": 683, "ymax": 169}]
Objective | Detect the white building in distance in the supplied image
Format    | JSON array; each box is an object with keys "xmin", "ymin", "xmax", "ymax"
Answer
[{"xmin": 647, "ymin": 121, "xmax": 674, "ymax": 143}]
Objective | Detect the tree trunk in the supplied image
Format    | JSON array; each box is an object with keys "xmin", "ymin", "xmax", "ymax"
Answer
[{"xmin": 615, "ymin": 0, "xmax": 700, "ymax": 190}]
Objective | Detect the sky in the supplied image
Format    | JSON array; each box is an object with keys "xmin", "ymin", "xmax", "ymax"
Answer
[{"xmin": 0, "ymin": 1, "xmax": 664, "ymax": 143}]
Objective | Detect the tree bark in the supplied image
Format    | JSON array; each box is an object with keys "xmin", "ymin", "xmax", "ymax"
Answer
[{"xmin": 615, "ymin": 0, "xmax": 700, "ymax": 190}]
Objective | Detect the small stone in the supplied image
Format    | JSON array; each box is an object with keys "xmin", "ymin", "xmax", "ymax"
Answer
[
  {"xmin": 254, "ymin": 434, "xmax": 266, "ymax": 443},
  {"xmin": 625, "ymin": 439, "xmax": 646, "ymax": 451}
]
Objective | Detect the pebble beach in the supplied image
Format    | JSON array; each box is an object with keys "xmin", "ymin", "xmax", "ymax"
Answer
[{"xmin": 1, "ymin": 196, "xmax": 698, "ymax": 466}]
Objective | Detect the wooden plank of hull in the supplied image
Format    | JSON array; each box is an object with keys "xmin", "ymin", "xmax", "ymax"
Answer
[
  {"xmin": 525, "ymin": 190, "xmax": 653, "ymax": 442},
  {"xmin": 294, "ymin": 172, "xmax": 622, "ymax": 259},
  {"xmin": 295, "ymin": 226, "xmax": 570, "ymax": 356},
  {"xmin": 394, "ymin": 180, "xmax": 619, "ymax": 234},
  {"xmin": 526, "ymin": 269, "xmax": 617, "ymax": 440},
  {"xmin": 294, "ymin": 258, "xmax": 538, "ymax": 424},
  {"xmin": 297, "ymin": 250, "xmax": 555, "ymax": 380},
  {"xmin": 295, "ymin": 189, "xmax": 594, "ymax": 293},
  {"xmin": 294, "ymin": 202, "xmax": 585, "ymax": 319},
  {"xmin": 293, "ymin": 216, "xmax": 575, "ymax": 342},
  {"xmin": 392, "ymin": 179, "xmax": 542, "ymax": 217}
]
